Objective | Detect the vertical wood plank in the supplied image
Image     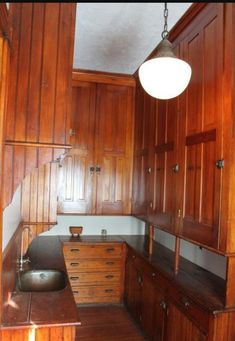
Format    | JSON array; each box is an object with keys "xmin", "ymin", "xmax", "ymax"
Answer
[
  {"xmin": 14, "ymin": 3, "xmax": 33, "ymax": 141},
  {"xmin": 39, "ymin": 3, "xmax": 60, "ymax": 143},
  {"xmin": 26, "ymin": 3, "xmax": 44, "ymax": 142}
]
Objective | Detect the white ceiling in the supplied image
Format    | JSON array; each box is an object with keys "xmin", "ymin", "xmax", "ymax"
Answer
[{"xmin": 73, "ymin": 3, "xmax": 192, "ymax": 75}]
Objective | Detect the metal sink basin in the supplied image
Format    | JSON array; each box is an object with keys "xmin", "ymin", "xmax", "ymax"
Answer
[{"xmin": 18, "ymin": 269, "xmax": 66, "ymax": 292}]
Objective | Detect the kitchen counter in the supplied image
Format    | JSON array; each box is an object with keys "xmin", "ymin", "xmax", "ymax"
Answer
[
  {"xmin": 2, "ymin": 234, "xmax": 227, "ymax": 330},
  {"xmin": 2, "ymin": 236, "xmax": 80, "ymax": 329}
]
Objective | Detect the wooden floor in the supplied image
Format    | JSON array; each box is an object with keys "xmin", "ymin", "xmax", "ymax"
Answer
[{"xmin": 76, "ymin": 305, "xmax": 147, "ymax": 341}]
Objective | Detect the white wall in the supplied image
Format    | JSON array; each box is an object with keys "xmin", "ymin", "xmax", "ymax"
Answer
[
  {"xmin": 2, "ymin": 185, "xmax": 22, "ymax": 251},
  {"xmin": 42, "ymin": 215, "xmax": 146, "ymax": 236},
  {"xmin": 154, "ymin": 228, "xmax": 227, "ymax": 279}
]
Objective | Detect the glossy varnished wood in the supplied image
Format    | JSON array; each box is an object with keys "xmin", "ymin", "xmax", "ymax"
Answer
[
  {"xmin": 3, "ymin": 3, "xmax": 76, "ymax": 208},
  {"xmin": 76, "ymin": 305, "xmax": 146, "ymax": 341},
  {"xmin": 58, "ymin": 73, "xmax": 134, "ymax": 215}
]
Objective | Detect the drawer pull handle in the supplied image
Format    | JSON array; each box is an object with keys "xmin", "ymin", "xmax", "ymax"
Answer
[
  {"xmin": 73, "ymin": 291, "xmax": 79, "ymax": 294},
  {"xmin": 105, "ymin": 289, "xmax": 113, "ymax": 293},
  {"xmin": 106, "ymin": 248, "xmax": 115, "ymax": 252},
  {"xmin": 106, "ymin": 261, "xmax": 114, "ymax": 265},
  {"xmin": 181, "ymin": 298, "xmax": 190, "ymax": 308},
  {"xmin": 152, "ymin": 272, "xmax": 156, "ymax": 278},
  {"xmin": 70, "ymin": 248, "xmax": 80, "ymax": 252},
  {"xmin": 70, "ymin": 276, "xmax": 79, "ymax": 280},
  {"xmin": 70, "ymin": 263, "xmax": 79, "ymax": 266},
  {"xmin": 105, "ymin": 275, "xmax": 114, "ymax": 279}
]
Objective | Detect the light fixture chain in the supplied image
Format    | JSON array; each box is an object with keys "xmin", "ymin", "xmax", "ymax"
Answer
[{"xmin": 161, "ymin": 2, "xmax": 169, "ymax": 39}]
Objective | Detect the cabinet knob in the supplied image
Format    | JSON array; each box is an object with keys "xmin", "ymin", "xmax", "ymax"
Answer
[
  {"xmin": 89, "ymin": 166, "xmax": 95, "ymax": 175},
  {"xmin": 96, "ymin": 166, "xmax": 101, "ymax": 174},
  {"xmin": 181, "ymin": 297, "xmax": 190, "ymax": 308},
  {"xmin": 152, "ymin": 272, "xmax": 156, "ymax": 278},
  {"xmin": 160, "ymin": 300, "xmax": 167, "ymax": 310},
  {"xmin": 147, "ymin": 167, "xmax": 152, "ymax": 174},
  {"xmin": 172, "ymin": 164, "xmax": 179, "ymax": 173},
  {"xmin": 215, "ymin": 159, "xmax": 224, "ymax": 169},
  {"xmin": 69, "ymin": 129, "xmax": 76, "ymax": 136}
]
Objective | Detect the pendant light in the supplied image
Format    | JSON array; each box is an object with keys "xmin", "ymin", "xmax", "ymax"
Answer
[{"xmin": 139, "ymin": 3, "xmax": 192, "ymax": 100}]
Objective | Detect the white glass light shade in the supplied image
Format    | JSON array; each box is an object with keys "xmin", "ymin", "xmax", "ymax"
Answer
[{"xmin": 139, "ymin": 56, "xmax": 192, "ymax": 100}]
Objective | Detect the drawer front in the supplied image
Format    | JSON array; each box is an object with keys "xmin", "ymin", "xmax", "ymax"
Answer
[
  {"xmin": 72, "ymin": 285, "xmax": 120, "ymax": 298},
  {"xmin": 63, "ymin": 243, "xmax": 123, "ymax": 259},
  {"xmin": 72, "ymin": 285, "xmax": 121, "ymax": 304},
  {"xmin": 68, "ymin": 271, "xmax": 121, "ymax": 285},
  {"xmin": 169, "ymin": 286, "xmax": 209, "ymax": 333},
  {"xmin": 65, "ymin": 259, "xmax": 122, "ymax": 271}
]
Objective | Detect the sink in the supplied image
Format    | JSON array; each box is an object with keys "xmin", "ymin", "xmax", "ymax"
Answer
[{"xmin": 17, "ymin": 269, "xmax": 67, "ymax": 292}]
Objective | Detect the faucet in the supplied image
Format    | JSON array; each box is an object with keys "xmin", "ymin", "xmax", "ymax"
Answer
[{"xmin": 18, "ymin": 226, "xmax": 31, "ymax": 271}]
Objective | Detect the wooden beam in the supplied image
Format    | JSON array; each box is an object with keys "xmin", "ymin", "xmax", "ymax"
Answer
[{"xmin": 72, "ymin": 69, "xmax": 136, "ymax": 87}]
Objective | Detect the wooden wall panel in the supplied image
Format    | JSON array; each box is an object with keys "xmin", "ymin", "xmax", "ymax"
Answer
[
  {"xmin": 3, "ymin": 3, "xmax": 75, "ymax": 208},
  {"xmin": 21, "ymin": 162, "xmax": 59, "ymax": 223}
]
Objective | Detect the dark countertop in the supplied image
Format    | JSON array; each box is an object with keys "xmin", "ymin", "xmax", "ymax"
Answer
[
  {"xmin": 2, "ymin": 236, "xmax": 80, "ymax": 329},
  {"xmin": 2, "ymin": 234, "xmax": 227, "ymax": 329},
  {"xmin": 60, "ymin": 234, "xmax": 226, "ymax": 313}
]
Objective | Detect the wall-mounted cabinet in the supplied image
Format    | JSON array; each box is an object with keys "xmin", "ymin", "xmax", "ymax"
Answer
[
  {"xmin": 132, "ymin": 3, "xmax": 235, "ymax": 254},
  {"xmin": 58, "ymin": 73, "xmax": 134, "ymax": 215}
]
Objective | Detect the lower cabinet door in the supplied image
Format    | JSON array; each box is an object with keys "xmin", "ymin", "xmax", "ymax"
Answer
[
  {"xmin": 141, "ymin": 273, "xmax": 166, "ymax": 341},
  {"xmin": 166, "ymin": 302, "xmax": 207, "ymax": 341}
]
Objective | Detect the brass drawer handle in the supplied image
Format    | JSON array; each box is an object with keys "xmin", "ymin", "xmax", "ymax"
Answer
[
  {"xmin": 105, "ymin": 275, "xmax": 114, "ymax": 279},
  {"xmin": 105, "ymin": 289, "xmax": 113, "ymax": 293},
  {"xmin": 70, "ymin": 248, "xmax": 80, "ymax": 252},
  {"xmin": 70, "ymin": 276, "xmax": 79, "ymax": 280},
  {"xmin": 106, "ymin": 248, "xmax": 115, "ymax": 253},
  {"xmin": 70, "ymin": 263, "xmax": 79, "ymax": 266},
  {"xmin": 73, "ymin": 291, "xmax": 79, "ymax": 294},
  {"xmin": 106, "ymin": 261, "xmax": 114, "ymax": 265}
]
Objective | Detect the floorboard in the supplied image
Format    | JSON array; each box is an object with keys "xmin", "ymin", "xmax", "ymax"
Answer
[{"xmin": 76, "ymin": 305, "xmax": 147, "ymax": 340}]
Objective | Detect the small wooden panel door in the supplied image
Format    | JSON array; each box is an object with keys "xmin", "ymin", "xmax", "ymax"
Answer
[
  {"xmin": 132, "ymin": 84, "xmax": 155, "ymax": 219},
  {"xmin": 179, "ymin": 4, "xmax": 224, "ymax": 248},
  {"xmin": 57, "ymin": 82, "xmax": 96, "ymax": 214},
  {"xmin": 148, "ymin": 92, "xmax": 179, "ymax": 234},
  {"xmin": 125, "ymin": 254, "xmax": 142, "ymax": 322},
  {"xmin": 166, "ymin": 302, "xmax": 206, "ymax": 341},
  {"xmin": 95, "ymin": 84, "xmax": 134, "ymax": 214}
]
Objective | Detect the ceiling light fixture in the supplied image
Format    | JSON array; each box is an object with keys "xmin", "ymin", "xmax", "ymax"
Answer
[{"xmin": 138, "ymin": 3, "xmax": 192, "ymax": 100}]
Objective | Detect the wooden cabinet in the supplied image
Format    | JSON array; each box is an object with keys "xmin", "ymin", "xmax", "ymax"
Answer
[
  {"xmin": 166, "ymin": 302, "xmax": 206, "ymax": 341},
  {"xmin": 125, "ymin": 248, "xmax": 167, "ymax": 340},
  {"xmin": 124, "ymin": 246, "xmax": 209, "ymax": 341},
  {"xmin": 58, "ymin": 73, "xmax": 134, "ymax": 215},
  {"xmin": 177, "ymin": 4, "xmax": 224, "ymax": 249},
  {"xmin": 63, "ymin": 242, "xmax": 125, "ymax": 304}
]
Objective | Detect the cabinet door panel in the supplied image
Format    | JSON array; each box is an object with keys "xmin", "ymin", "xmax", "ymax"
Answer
[
  {"xmin": 57, "ymin": 82, "xmax": 96, "ymax": 214},
  {"xmin": 166, "ymin": 303, "xmax": 206, "ymax": 341},
  {"xmin": 95, "ymin": 84, "xmax": 133, "ymax": 214},
  {"xmin": 180, "ymin": 4, "xmax": 223, "ymax": 248}
]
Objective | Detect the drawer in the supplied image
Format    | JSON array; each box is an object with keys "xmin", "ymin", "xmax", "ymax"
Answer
[
  {"xmin": 72, "ymin": 285, "xmax": 121, "ymax": 298},
  {"xmin": 168, "ymin": 286, "xmax": 209, "ymax": 333},
  {"xmin": 68, "ymin": 271, "xmax": 121, "ymax": 285},
  {"xmin": 63, "ymin": 243, "xmax": 123, "ymax": 259},
  {"xmin": 65, "ymin": 259, "xmax": 122, "ymax": 271},
  {"xmin": 72, "ymin": 285, "xmax": 121, "ymax": 304}
]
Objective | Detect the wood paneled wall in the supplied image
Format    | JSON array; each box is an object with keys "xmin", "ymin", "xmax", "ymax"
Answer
[
  {"xmin": 21, "ymin": 161, "xmax": 59, "ymax": 223},
  {"xmin": 3, "ymin": 3, "xmax": 76, "ymax": 208}
]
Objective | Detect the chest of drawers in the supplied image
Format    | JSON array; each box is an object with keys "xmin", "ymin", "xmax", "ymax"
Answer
[{"xmin": 63, "ymin": 242, "xmax": 125, "ymax": 304}]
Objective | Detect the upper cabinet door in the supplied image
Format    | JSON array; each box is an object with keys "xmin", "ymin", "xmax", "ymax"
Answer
[
  {"xmin": 95, "ymin": 84, "xmax": 134, "ymax": 214},
  {"xmin": 132, "ymin": 83, "xmax": 155, "ymax": 219},
  {"xmin": 6, "ymin": 3, "xmax": 76, "ymax": 145},
  {"xmin": 178, "ymin": 4, "xmax": 224, "ymax": 248},
  {"xmin": 57, "ymin": 82, "xmax": 96, "ymax": 214}
]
